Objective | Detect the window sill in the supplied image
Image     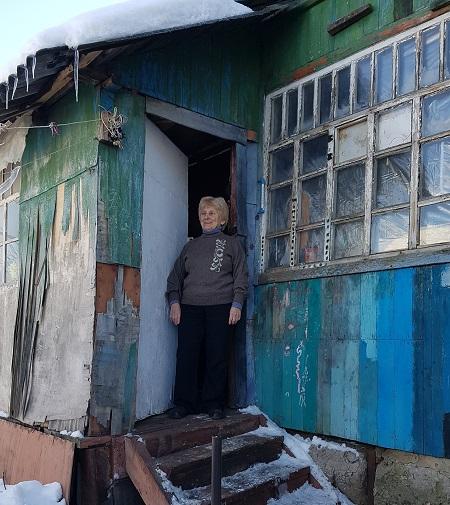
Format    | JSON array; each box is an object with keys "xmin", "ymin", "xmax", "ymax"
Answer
[{"xmin": 258, "ymin": 245, "xmax": 450, "ymax": 284}]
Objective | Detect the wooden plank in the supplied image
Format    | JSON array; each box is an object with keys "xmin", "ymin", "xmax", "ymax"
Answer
[
  {"xmin": 328, "ymin": 4, "xmax": 374, "ymax": 36},
  {"xmin": 0, "ymin": 419, "xmax": 74, "ymax": 502},
  {"xmin": 124, "ymin": 437, "xmax": 171, "ymax": 505},
  {"xmin": 146, "ymin": 97, "xmax": 248, "ymax": 145}
]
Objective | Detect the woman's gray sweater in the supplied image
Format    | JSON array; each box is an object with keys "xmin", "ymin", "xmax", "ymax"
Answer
[{"xmin": 166, "ymin": 231, "xmax": 248, "ymax": 307}]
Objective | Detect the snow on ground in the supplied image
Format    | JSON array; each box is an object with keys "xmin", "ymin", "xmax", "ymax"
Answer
[
  {"xmin": 0, "ymin": 0, "xmax": 252, "ymax": 82},
  {"xmin": 0, "ymin": 480, "xmax": 66, "ymax": 505},
  {"xmin": 0, "ymin": 411, "xmax": 8, "ymax": 418},
  {"xmin": 240, "ymin": 406, "xmax": 355, "ymax": 505},
  {"xmin": 59, "ymin": 430, "xmax": 84, "ymax": 438}
]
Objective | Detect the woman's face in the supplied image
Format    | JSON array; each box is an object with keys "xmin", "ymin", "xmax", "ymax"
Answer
[{"xmin": 199, "ymin": 205, "xmax": 222, "ymax": 231}]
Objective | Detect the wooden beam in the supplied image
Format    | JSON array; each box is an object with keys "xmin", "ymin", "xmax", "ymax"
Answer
[
  {"xmin": 328, "ymin": 4, "xmax": 373, "ymax": 36},
  {"xmin": 146, "ymin": 97, "xmax": 248, "ymax": 145}
]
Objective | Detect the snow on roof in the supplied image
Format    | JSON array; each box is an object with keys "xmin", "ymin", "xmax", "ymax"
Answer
[{"xmin": 0, "ymin": 0, "xmax": 252, "ymax": 83}]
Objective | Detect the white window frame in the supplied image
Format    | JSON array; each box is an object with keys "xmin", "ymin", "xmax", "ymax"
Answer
[{"xmin": 261, "ymin": 12, "xmax": 450, "ymax": 281}]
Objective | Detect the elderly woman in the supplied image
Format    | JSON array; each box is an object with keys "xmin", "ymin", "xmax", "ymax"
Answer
[{"xmin": 166, "ymin": 196, "xmax": 248, "ymax": 420}]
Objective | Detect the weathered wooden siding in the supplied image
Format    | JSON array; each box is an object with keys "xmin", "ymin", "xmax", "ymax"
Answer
[
  {"xmin": 254, "ymin": 264, "xmax": 450, "ymax": 458},
  {"xmin": 262, "ymin": 0, "xmax": 438, "ymax": 92},
  {"xmin": 106, "ymin": 23, "xmax": 261, "ymax": 132},
  {"xmin": 0, "ymin": 284, "xmax": 18, "ymax": 412}
]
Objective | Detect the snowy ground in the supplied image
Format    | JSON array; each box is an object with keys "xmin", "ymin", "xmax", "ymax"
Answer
[
  {"xmin": 0, "ymin": 0, "xmax": 252, "ymax": 82},
  {"xmin": 0, "ymin": 480, "xmax": 66, "ymax": 505}
]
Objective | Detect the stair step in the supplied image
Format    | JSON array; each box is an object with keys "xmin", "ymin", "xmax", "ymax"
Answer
[
  {"xmin": 137, "ymin": 412, "xmax": 262, "ymax": 457},
  {"xmin": 157, "ymin": 433, "xmax": 284, "ymax": 490},
  {"xmin": 180, "ymin": 453, "xmax": 310, "ymax": 505}
]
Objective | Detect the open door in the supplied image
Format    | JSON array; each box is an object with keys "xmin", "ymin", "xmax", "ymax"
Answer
[{"xmin": 136, "ymin": 118, "xmax": 188, "ymax": 419}]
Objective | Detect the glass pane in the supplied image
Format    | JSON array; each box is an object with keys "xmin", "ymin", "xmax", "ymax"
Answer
[
  {"xmin": 336, "ymin": 66, "xmax": 351, "ymax": 118},
  {"xmin": 371, "ymin": 210, "xmax": 409, "ymax": 253},
  {"xmin": 302, "ymin": 134, "xmax": 328, "ymax": 175},
  {"xmin": 374, "ymin": 152, "xmax": 411, "ymax": 209},
  {"xmin": 268, "ymin": 186, "xmax": 291, "ymax": 233},
  {"xmin": 375, "ymin": 47, "xmax": 393, "ymax": 104},
  {"xmin": 6, "ymin": 242, "xmax": 19, "ymax": 283},
  {"xmin": 420, "ymin": 26, "xmax": 440, "ymax": 88},
  {"xmin": 301, "ymin": 81, "xmax": 314, "ymax": 131},
  {"xmin": 336, "ymin": 121, "xmax": 367, "ymax": 164},
  {"xmin": 397, "ymin": 38, "xmax": 416, "ymax": 96},
  {"xmin": 0, "ymin": 206, "xmax": 4, "ymax": 242},
  {"xmin": 0, "ymin": 246, "xmax": 3, "ymax": 284},
  {"xmin": 355, "ymin": 56, "xmax": 371, "ymax": 111},
  {"xmin": 298, "ymin": 228, "xmax": 324, "ymax": 264},
  {"xmin": 333, "ymin": 220, "xmax": 364, "ymax": 259},
  {"xmin": 271, "ymin": 146, "xmax": 294, "ymax": 184},
  {"xmin": 319, "ymin": 73, "xmax": 332, "ymax": 124},
  {"xmin": 421, "ymin": 137, "xmax": 450, "ymax": 198},
  {"xmin": 377, "ymin": 103, "xmax": 412, "ymax": 151},
  {"xmin": 11, "ymin": 170, "xmax": 20, "ymax": 195},
  {"xmin": 420, "ymin": 201, "xmax": 450, "ymax": 245},
  {"xmin": 267, "ymin": 235, "xmax": 290, "ymax": 268},
  {"xmin": 300, "ymin": 175, "xmax": 326, "ymax": 225},
  {"xmin": 445, "ymin": 21, "xmax": 450, "ymax": 80},
  {"xmin": 271, "ymin": 95, "xmax": 283, "ymax": 143},
  {"xmin": 335, "ymin": 163, "xmax": 365, "ymax": 218},
  {"xmin": 6, "ymin": 200, "xmax": 19, "ymax": 241},
  {"xmin": 1, "ymin": 166, "xmax": 12, "ymax": 200},
  {"xmin": 422, "ymin": 89, "xmax": 450, "ymax": 137},
  {"xmin": 287, "ymin": 89, "xmax": 298, "ymax": 136}
]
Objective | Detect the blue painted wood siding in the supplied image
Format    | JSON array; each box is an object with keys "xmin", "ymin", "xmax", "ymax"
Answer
[{"xmin": 254, "ymin": 264, "xmax": 450, "ymax": 457}]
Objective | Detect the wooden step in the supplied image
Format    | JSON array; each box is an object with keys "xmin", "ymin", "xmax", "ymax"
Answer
[
  {"xmin": 136, "ymin": 411, "xmax": 262, "ymax": 457},
  {"xmin": 157, "ymin": 433, "xmax": 284, "ymax": 490},
  {"xmin": 181, "ymin": 454, "xmax": 311, "ymax": 505}
]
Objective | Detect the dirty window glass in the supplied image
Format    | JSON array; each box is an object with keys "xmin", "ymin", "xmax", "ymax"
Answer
[
  {"xmin": 374, "ymin": 152, "xmax": 411, "ymax": 209},
  {"xmin": 336, "ymin": 121, "xmax": 367, "ymax": 164},
  {"xmin": 333, "ymin": 220, "xmax": 364, "ymax": 259},
  {"xmin": 420, "ymin": 137, "xmax": 450, "ymax": 199},
  {"xmin": 397, "ymin": 38, "xmax": 416, "ymax": 96},
  {"xmin": 336, "ymin": 66, "xmax": 351, "ymax": 119},
  {"xmin": 302, "ymin": 134, "xmax": 328, "ymax": 175},
  {"xmin": 267, "ymin": 235, "xmax": 290, "ymax": 268},
  {"xmin": 268, "ymin": 186, "xmax": 291, "ymax": 233},
  {"xmin": 0, "ymin": 206, "xmax": 4, "ymax": 240},
  {"xmin": 375, "ymin": 47, "xmax": 393, "ymax": 104},
  {"xmin": 6, "ymin": 242, "xmax": 18, "ymax": 283},
  {"xmin": 420, "ymin": 201, "xmax": 450, "ymax": 245},
  {"xmin": 355, "ymin": 56, "xmax": 371, "ymax": 111},
  {"xmin": 377, "ymin": 103, "xmax": 412, "ymax": 151},
  {"xmin": 422, "ymin": 89, "xmax": 450, "ymax": 137},
  {"xmin": 271, "ymin": 95, "xmax": 283, "ymax": 143},
  {"xmin": 420, "ymin": 26, "xmax": 440, "ymax": 88},
  {"xmin": 6, "ymin": 201, "xmax": 19, "ymax": 241},
  {"xmin": 287, "ymin": 89, "xmax": 298, "ymax": 136},
  {"xmin": 0, "ymin": 246, "xmax": 4, "ymax": 283},
  {"xmin": 301, "ymin": 81, "xmax": 315, "ymax": 131},
  {"xmin": 335, "ymin": 163, "xmax": 365, "ymax": 218},
  {"xmin": 271, "ymin": 146, "xmax": 294, "ymax": 184},
  {"xmin": 298, "ymin": 228, "xmax": 324, "ymax": 264},
  {"xmin": 319, "ymin": 73, "xmax": 332, "ymax": 124},
  {"xmin": 445, "ymin": 21, "xmax": 450, "ymax": 80},
  {"xmin": 371, "ymin": 209, "xmax": 409, "ymax": 253},
  {"xmin": 300, "ymin": 175, "xmax": 327, "ymax": 225}
]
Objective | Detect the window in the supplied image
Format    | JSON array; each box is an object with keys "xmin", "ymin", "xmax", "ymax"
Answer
[
  {"xmin": 264, "ymin": 14, "xmax": 450, "ymax": 272},
  {"xmin": 0, "ymin": 164, "xmax": 20, "ymax": 284}
]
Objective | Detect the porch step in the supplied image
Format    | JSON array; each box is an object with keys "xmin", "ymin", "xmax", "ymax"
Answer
[
  {"xmin": 181, "ymin": 454, "xmax": 311, "ymax": 505},
  {"xmin": 156, "ymin": 433, "xmax": 284, "ymax": 489},
  {"xmin": 136, "ymin": 411, "xmax": 262, "ymax": 457}
]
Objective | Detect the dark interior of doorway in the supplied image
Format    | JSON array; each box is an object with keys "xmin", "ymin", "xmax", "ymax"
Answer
[
  {"xmin": 148, "ymin": 113, "xmax": 233, "ymax": 238},
  {"xmin": 148, "ymin": 113, "xmax": 245, "ymax": 409}
]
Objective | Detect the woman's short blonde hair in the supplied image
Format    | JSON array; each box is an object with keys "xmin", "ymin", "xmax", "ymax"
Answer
[{"xmin": 198, "ymin": 196, "xmax": 229, "ymax": 226}]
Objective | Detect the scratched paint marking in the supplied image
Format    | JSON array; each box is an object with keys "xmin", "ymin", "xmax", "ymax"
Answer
[{"xmin": 295, "ymin": 340, "xmax": 310, "ymax": 407}]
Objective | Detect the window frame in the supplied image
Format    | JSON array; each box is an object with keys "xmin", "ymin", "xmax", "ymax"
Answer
[{"xmin": 261, "ymin": 12, "xmax": 450, "ymax": 281}]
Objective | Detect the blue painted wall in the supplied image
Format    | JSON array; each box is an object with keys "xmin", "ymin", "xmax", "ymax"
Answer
[{"xmin": 254, "ymin": 265, "xmax": 450, "ymax": 457}]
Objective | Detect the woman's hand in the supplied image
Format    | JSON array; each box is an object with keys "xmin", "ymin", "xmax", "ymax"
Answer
[
  {"xmin": 170, "ymin": 303, "xmax": 181, "ymax": 326},
  {"xmin": 228, "ymin": 307, "xmax": 241, "ymax": 325}
]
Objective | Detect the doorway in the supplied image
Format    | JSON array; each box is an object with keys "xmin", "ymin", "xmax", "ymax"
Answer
[{"xmin": 136, "ymin": 112, "xmax": 239, "ymax": 420}]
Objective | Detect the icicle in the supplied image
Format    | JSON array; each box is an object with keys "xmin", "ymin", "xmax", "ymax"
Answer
[
  {"xmin": 24, "ymin": 66, "xmax": 29, "ymax": 92},
  {"xmin": 32, "ymin": 55, "xmax": 37, "ymax": 79},
  {"xmin": 11, "ymin": 75, "xmax": 18, "ymax": 100},
  {"xmin": 4, "ymin": 82, "xmax": 9, "ymax": 110},
  {"xmin": 74, "ymin": 49, "xmax": 79, "ymax": 102}
]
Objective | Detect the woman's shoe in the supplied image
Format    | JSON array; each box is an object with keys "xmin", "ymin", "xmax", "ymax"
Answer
[
  {"xmin": 168, "ymin": 406, "xmax": 189, "ymax": 419},
  {"xmin": 208, "ymin": 408, "xmax": 225, "ymax": 420}
]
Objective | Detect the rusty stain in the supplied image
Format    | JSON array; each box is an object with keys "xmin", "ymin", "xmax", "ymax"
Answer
[
  {"xmin": 247, "ymin": 129, "xmax": 258, "ymax": 142},
  {"xmin": 291, "ymin": 56, "xmax": 329, "ymax": 82},
  {"xmin": 123, "ymin": 266, "xmax": 141, "ymax": 310},
  {"xmin": 96, "ymin": 263, "xmax": 118, "ymax": 314},
  {"xmin": 88, "ymin": 414, "xmax": 111, "ymax": 437}
]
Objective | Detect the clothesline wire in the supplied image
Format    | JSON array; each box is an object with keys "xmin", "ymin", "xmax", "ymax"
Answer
[{"xmin": 1, "ymin": 118, "xmax": 101, "ymax": 130}]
